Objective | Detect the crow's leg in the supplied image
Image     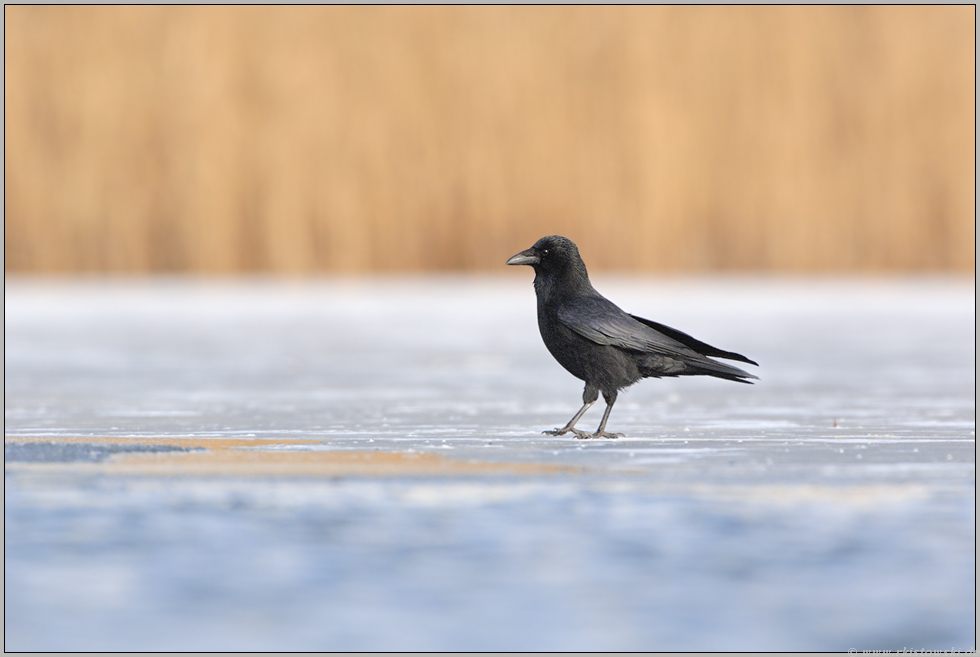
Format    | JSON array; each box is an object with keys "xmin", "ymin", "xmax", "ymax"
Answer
[
  {"xmin": 545, "ymin": 384, "xmax": 598, "ymax": 438},
  {"xmin": 589, "ymin": 390, "xmax": 624, "ymax": 439}
]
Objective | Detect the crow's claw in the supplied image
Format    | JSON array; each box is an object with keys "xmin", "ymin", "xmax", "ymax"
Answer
[
  {"xmin": 574, "ymin": 430, "xmax": 623, "ymax": 439},
  {"xmin": 544, "ymin": 426, "xmax": 592, "ymax": 439},
  {"xmin": 545, "ymin": 427, "xmax": 622, "ymax": 439}
]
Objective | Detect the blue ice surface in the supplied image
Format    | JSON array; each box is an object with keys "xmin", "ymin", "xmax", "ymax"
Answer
[{"xmin": 4, "ymin": 275, "xmax": 976, "ymax": 651}]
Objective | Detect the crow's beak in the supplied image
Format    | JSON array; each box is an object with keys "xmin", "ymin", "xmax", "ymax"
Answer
[{"xmin": 506, "ymin": 249, "xmax": 539, "ymax": 266}]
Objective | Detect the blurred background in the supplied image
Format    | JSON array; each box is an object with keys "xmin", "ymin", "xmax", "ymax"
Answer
[
  {"xmin": 5, "ymin": 8, "xmax": 977, "ymax": 651},
  {"xmin": 4, "ymin": 5, "xmax": 976, "ymax": 275}
]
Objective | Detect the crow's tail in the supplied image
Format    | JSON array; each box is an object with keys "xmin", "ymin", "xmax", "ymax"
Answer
[
  {"xmin": 638, "ymin": 353, "xmax": 758, "ymax": 384},
  {"xmin": 687, "ymin": 359, "xmax": 758, "ymax": 383}
]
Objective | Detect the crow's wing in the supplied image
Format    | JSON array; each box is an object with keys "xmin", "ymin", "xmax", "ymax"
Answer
[
  {"xmin": 556, "ymin": 295, "xmax": 758, "ymax": 380},
  {"xmin": 628, "ymin": 315, "xmax": 759, "ymax": 365},
  {"xmin": 556, "ymin": 295, "xmax": 700, "ymax": 358}
]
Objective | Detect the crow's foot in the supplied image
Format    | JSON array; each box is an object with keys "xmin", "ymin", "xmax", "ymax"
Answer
[
  {"xmin": 572, "ymin": 430, "xmax": 623, "ymax": 440},
  {"xmin": 544, "ymin": 426, "xmax": 590, "ymax": 438},
  {"xmin": 545, "ymin": 427, "xmax": 621, "ymax": 439}
]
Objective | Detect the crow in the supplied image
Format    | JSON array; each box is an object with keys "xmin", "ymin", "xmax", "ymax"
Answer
[{"xmin": 506, "ymin": 235, "xmax": 758, "ymax": 439}]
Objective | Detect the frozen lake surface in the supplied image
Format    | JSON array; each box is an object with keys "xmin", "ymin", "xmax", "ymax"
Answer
[{"xmin": 4, "ymin": 275, "xmax": 976, "ymax": 651}]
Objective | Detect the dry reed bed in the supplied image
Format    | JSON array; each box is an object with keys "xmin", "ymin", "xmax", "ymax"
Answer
[{"xmin": 4, "ymin": 6, "xmax": 975, "ymax": 273}]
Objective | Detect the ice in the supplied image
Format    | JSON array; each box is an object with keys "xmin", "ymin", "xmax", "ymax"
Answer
[{"xmin": 4, "ymin": 276, "xmax": 976, "ymax": 651}]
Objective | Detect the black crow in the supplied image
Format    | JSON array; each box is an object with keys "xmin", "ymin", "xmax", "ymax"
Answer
[{"xmin": 507, "ymin": 235, "xmax": 758, "ymax": 439}]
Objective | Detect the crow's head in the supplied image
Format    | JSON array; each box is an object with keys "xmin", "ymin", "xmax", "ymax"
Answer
[{"xmin": 506, "ymin": 235, "xmax": 585, "ymax": 274}]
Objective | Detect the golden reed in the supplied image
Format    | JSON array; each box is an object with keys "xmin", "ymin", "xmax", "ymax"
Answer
[{"xmin": 4, "ymin": 6, "xmax": 975, "ymax": 273}]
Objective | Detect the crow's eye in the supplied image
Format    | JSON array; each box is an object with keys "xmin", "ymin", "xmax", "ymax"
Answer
[{"xmin": 542, "ymin": 249, "xmax": 549, "ymax": 255}]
